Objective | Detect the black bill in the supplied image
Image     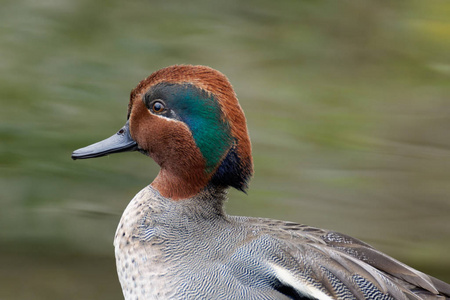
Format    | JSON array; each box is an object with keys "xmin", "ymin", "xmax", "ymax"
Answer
[{"xmin": 72, "ymin": 121, "xmax": 138, "ymax": 160}]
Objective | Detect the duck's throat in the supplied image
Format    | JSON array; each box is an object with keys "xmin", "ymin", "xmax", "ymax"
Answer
[{"xmin": 151, "ymin": 168, "xmax": 211, "ymax": 200}]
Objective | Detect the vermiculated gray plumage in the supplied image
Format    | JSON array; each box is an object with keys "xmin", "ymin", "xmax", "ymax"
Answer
[{"xmin": 114, "ymin": 186, "xmax": 450, "ymax": 300}]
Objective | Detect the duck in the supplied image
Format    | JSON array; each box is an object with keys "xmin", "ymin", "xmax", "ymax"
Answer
[{"xmin": 72, "ymin": 65, "xmax": 450, "ymax": 300}]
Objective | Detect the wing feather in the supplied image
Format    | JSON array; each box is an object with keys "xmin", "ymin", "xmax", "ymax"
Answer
[{"xmin": 241, "ymin": 218, "xmax": 450, "ymax": 299}]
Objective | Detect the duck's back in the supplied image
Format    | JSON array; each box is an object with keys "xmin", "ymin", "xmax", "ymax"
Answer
[{"xmin": 114, "ymin": 186, "xmax": 450, "ymax": 300}]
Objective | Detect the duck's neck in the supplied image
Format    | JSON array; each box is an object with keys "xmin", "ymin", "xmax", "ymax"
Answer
[
  {"xmin": 151, "ymin": 168, "xmax": 214, "ymax": 201},
  {"xmin": 150, "ymin": 174, "xmax": 228, "ymax": 218}
]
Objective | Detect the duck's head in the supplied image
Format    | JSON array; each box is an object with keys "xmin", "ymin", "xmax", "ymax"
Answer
[{"xmin": 72, "ymin": 65, "xmax": 253, "ymax": 200}]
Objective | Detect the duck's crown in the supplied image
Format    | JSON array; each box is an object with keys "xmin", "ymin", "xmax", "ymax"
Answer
[{"xmin": 72, "ymin": 65, "xmax": 253, "ymax": 200}]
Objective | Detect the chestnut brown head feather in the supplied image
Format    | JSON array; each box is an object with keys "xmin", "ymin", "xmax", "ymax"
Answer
[{"xmin": 127, "ymin": 65, "xmax": 253, "ymax": 200}]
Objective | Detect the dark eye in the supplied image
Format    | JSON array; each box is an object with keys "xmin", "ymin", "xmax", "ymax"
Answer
[{"xmin": 152, "ymin": 101, "xmax": 165, "ymax": 113}]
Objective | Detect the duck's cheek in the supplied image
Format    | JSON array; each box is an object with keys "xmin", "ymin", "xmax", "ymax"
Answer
[
  {"xmin": 129, "ymin": 109, "xmax": 204, "ymax": 169},
  {"xmin": 150, "ymin": 120, "xmax": 204, "ymax": 168},
  {"xmin": 129, "ymin": 115, "xmax": 164, "ymax": 155}
]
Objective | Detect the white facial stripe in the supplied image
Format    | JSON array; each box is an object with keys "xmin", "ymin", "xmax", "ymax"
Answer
[
  {"xmin": 270, "ymin": 263, "xmax": 334, "ymax": 300},
  {"xmin": 148, "ymin": 110, "xmax": 180, "ymax": 123},
  {"xmin": 148, "ymin": 110, "xmax": 194, "ymax": 136}
]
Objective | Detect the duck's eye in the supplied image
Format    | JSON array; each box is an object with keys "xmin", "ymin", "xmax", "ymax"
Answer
[{"xmin": 151, "ymin": 101, "xmax": 165, "ymax": 113}]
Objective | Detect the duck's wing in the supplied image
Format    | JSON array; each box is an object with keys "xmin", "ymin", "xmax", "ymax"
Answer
[
  {"xmin": 237, "ymin": 217, "xmax": 450, "ymax": 300},
  {"xmin": 321, "ymin": 230, "xmax": 450, "ymax": 299}
]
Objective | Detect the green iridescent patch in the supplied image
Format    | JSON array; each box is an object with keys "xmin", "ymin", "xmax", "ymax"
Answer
[{"xmin": 145, "ymin": 83, "xmax": 232, "ymax": 173}]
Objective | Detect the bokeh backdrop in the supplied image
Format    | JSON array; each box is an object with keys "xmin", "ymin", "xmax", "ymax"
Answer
[{"xmin": 1, "ymin": 0, "xmax": 449, "ymax": 299}]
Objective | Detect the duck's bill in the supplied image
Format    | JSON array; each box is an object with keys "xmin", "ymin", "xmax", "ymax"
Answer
[{"xmin": 72, "ymin": 121, "xmax": 138, "ymax": 160}]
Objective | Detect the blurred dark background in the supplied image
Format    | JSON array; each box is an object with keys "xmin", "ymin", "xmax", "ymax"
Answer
[{"xmin": 1, "ymin": 0, "xmax": 449, "ymax": 299}]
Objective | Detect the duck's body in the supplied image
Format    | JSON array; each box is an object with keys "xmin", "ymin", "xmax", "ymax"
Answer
[
  {"xmin": 114, "ymin": 186, "xmax": 449, "ymax": 300},
  {"xmin": 73, "ymin": 65, "xmax": 450, "ymax": 299}
]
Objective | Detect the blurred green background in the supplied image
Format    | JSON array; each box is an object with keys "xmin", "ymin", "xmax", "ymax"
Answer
[{"xmin": 1, "ymin": 0, "xmax": 449, "ymax": 299}]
